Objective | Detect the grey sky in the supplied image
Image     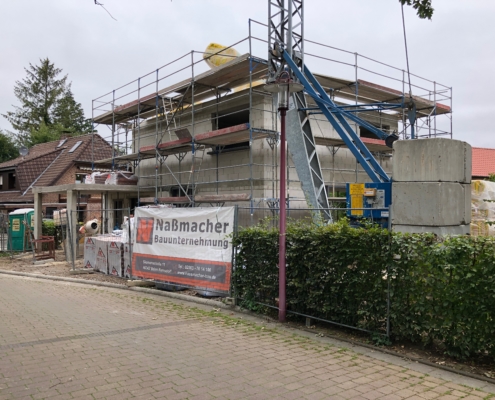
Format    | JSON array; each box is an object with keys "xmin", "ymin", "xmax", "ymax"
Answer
[{"xmin": 1, "ymin": 1, "xmax": 493, "ymax": 147}]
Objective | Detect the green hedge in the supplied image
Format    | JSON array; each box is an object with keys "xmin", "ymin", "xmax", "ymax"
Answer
[{"xmin": 232, "ymin": 220, "xmax": 495, "ymax": 360}]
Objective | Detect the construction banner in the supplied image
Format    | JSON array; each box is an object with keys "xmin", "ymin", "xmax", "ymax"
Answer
[{"xmin": 132, "ymin": 207, "xmax": 235, "ymax": 294}]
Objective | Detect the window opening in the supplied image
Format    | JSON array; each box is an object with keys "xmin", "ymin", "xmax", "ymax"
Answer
[
  {"xmin": 210, "ymin": 107, "xmax": 250, "ymax": 154},
  {"xmin": 359, "ymin": 125, "xmax": 390, "ymax": 139},
  {"xmin": 169, "ymin": 186, "xmax": 192, "ymax": 198},
  {"xmin": 213, "ymin": 108, "xmax": 249, "ymax": 130},
  {"xmin": 8, "ymin": 173, "xmax": 16, "ymax": 190},
  {"xmin": 45, "ymin": 207, "xmax": 57, "ymax": 219}
]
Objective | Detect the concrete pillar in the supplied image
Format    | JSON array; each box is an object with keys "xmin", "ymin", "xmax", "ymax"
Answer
[
  {"xmin": 34, "ymin": 192, "xmax": 43, "ymax": 240},
  {"xmin": 66, "ymin": 190, "xmax": 78, "ymax": 262},
  {"xmin": 104, "ymin": 191, "xmax": 115, "ymax": 234}
]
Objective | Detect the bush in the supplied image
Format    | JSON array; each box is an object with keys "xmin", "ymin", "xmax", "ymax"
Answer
[
  {"xmin": 42, "ymin": 219, "xmax": 56, "ymax": 237},
  {"xmin": 233, "ymin": 219, "xmax": 495, "ymax": 360}
]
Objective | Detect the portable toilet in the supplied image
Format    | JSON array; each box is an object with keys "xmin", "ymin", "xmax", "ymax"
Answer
[{"xmin": 8, "ymin": 208, "xmax": 34, "ymax": 251}]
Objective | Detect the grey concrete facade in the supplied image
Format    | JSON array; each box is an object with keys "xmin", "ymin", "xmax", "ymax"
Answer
[{"xmin": 134, "ymin": 90, "xmax": 394, "ymax": 209}]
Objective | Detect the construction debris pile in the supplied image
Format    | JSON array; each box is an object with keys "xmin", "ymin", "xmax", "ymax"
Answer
[{"xmin": 84, "ymin": 171, "xmax": 138, "ymax": 185}]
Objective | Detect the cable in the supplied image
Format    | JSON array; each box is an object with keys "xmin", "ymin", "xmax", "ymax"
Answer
[
  {"xmin": 94, "ymin": 1, "xmax": 117, "ymax": 21},
  {"xmin": 401, "ymin": 3, "xmax": 412, "ymax": 97}
]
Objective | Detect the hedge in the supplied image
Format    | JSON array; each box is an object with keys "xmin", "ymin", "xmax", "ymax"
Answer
[{"xmin": 232, "ymin": 219, "xmax": 495, "ymax": 360}]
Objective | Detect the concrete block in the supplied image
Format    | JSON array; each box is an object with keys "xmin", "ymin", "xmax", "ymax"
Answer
[
  {"xmin": 392, "ymin": 224, "xmax": 470, "ymax": 236},
  {"xmin": 392, "ymin": 138, "xmax": 471, "ymax": 183},
  {"xmin": 391, "ymin": 182, "xmax": 471, "ymax": 226}
]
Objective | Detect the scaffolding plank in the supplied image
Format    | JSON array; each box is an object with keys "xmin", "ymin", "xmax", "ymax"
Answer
[
  {"xmin": 139, "ymin": 137, "xmax": 193, "ymax": 156},
  {"xmin": 140, "ymin": 196, "xmax": 190, "ymax": 204},
  {"xmin": 314, "ymin": 135, "xmax": 392, "ymax": 153},
  {"xmin": 195, "ymin": 193, "xmax": 250, "ymax": 203},
  {"xmin": 93, "ymin": 55, "xmax": 268, "ymax": 125},
  {"xmin": 94, "ymin": 93, "xmax": 161, "ymax": 125},
  {"xmin": 313, "ymin": 73, "xmax": 450, "ymax": 117},
  {"xmin": 195, "ymin": 123, "xmax": 273, "ymax": 146}
]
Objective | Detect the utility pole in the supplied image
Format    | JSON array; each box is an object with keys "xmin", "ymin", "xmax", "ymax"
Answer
[{"xmin": 265, "ymin": 0, "xmax": 305, "ymax": 322}]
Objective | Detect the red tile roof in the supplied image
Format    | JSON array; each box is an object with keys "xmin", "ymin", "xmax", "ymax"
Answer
[
  {"xmin": 472, "ymin": 147, "xmax": 495, "ymax": 178},
  {"xmin": 0, "ymin": 134, "xmax": 113, "ymax": 203}
]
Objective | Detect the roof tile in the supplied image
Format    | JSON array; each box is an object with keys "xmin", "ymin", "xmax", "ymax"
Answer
[
  {"xmin": 472, "ymin": 147, "xmax": 495, "ymax": 178},
  {"xmin": 0, "ymin": 134, "xmax": 113, "ymax": 202}
]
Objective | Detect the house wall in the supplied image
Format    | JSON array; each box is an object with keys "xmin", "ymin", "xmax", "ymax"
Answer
[
  {"xmin": 131, "ymin": 91, "xmax": 394, "ymax": 208},
  {"xmin": 41, "ymin": 166, "xmax": 104, "ymax": 222}
]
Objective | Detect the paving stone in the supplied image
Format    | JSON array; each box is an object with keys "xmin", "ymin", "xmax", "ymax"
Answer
[{"xmin": 0, "ymin": 274, "xmax": 494, "ymax": 400}]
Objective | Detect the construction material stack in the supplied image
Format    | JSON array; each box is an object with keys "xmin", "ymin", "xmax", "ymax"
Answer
[{"xmin": 391, "ymin": 138, "xmax": 472, "ymax": 235}]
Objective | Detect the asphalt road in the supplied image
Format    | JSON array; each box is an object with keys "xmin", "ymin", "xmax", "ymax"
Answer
[{"xmin": 0, "ymin": 274, "xmax": 494, "ymax": 400}]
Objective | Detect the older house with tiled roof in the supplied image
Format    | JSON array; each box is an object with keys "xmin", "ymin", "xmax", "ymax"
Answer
[
  {"xmin": 0, "ymin": 133, "xmax": 113, "ymax": 218},
  {"xmin": 472, "ymin": 147, "xmax": 495, "ymax": 179}
]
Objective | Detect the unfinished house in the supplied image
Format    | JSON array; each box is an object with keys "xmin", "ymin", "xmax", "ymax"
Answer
[{"xmin": 92, "ymin": 26, "xmax": 452, "ymax": 224}]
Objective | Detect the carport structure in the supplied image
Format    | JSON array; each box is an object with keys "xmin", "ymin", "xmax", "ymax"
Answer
[{"xmin": 32, "ymin": 184, "xmax": 150, "ymax": 261}]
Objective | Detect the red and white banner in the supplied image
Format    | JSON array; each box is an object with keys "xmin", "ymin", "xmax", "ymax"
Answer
[{"xmin": 132, "ymin": 207, "xmax": 235, "ymax": 294}]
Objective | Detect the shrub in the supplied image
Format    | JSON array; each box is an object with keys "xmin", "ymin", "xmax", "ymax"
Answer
[
  {"xmin": 233, "ymin": 219, "xmax": 495, "ymax": 360},
  {"xmin": 42, "ymin": 219, "xmax": 56, "ymax": 237}
]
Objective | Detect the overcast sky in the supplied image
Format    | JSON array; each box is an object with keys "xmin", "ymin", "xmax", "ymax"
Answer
[{"xmin": 1, "ymin": 0, "xmax": 493, "ymax": 148}]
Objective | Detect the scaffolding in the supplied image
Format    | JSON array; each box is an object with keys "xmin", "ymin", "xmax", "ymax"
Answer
[{"xmin": 91, "ymin": 20, "xmax": 453, "ymax": 222}]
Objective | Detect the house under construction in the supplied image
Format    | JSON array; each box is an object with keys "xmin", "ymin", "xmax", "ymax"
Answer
[{"xmin": 91, "ymin": 20, "xmax": 452, "ymax": 224}]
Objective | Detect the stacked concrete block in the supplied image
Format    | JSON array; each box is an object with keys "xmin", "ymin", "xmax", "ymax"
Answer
[{"xmin": 391, "ymin": 138, "xmax": 472, "ymax": 235}]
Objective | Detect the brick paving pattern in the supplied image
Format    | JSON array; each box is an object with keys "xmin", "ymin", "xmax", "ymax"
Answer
[{"xmin": 0, "ymin": 274, "xmax": 494, "ymax": 400}]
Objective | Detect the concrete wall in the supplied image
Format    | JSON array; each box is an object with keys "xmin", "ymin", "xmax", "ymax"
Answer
[{"xmin": 391, "ymin": 138, "xmax": 472, "ymax": 235}]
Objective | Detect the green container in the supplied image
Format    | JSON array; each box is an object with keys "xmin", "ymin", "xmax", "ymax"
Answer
[{"xmin": 8, "ymin": 208, "xmax": 34, "ymax": 251}]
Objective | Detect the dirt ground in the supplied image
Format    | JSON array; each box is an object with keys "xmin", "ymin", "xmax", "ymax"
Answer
[{"xmin": 0, "ymin": 250, "xmax": 494, "ymax": 383}]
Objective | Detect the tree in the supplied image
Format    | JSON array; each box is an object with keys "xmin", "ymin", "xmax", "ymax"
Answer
[
  {"xmin": 29, "ymin": 122, "xmax": 65, "ymax": 147},
  {"xmin": 0, "ymin": 130, "xmax": 19, "ymax": 163},
  {"xmin": 52, "ymin": 89, "xmax": 93, "ymax": 134},
  {"xmin": 400, "ymin": 0, "xmax": 434, "ymax": 20},
  {"xmin": 2, "ymin": 58, "xmax": 91, "ymax": 147}
]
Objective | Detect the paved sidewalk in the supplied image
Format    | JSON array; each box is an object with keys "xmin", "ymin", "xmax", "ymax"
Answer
[{"xmin": 0, "ymin": 275, "xmax": 494, "ymax": 400}]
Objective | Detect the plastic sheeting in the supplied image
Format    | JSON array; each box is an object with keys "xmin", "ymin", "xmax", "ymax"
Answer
[
  {"xmin": 203, "ymin": 43, "xmax": 240, "ymax": 69},
  {"xmin": 471, "ymin": 180, "xmax": 495, "ymax": 236}
]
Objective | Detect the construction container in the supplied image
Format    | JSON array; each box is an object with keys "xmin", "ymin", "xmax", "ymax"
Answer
[{"xmin": 8, "ymin": 208, "xmax": 34, "ymax": 251}]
